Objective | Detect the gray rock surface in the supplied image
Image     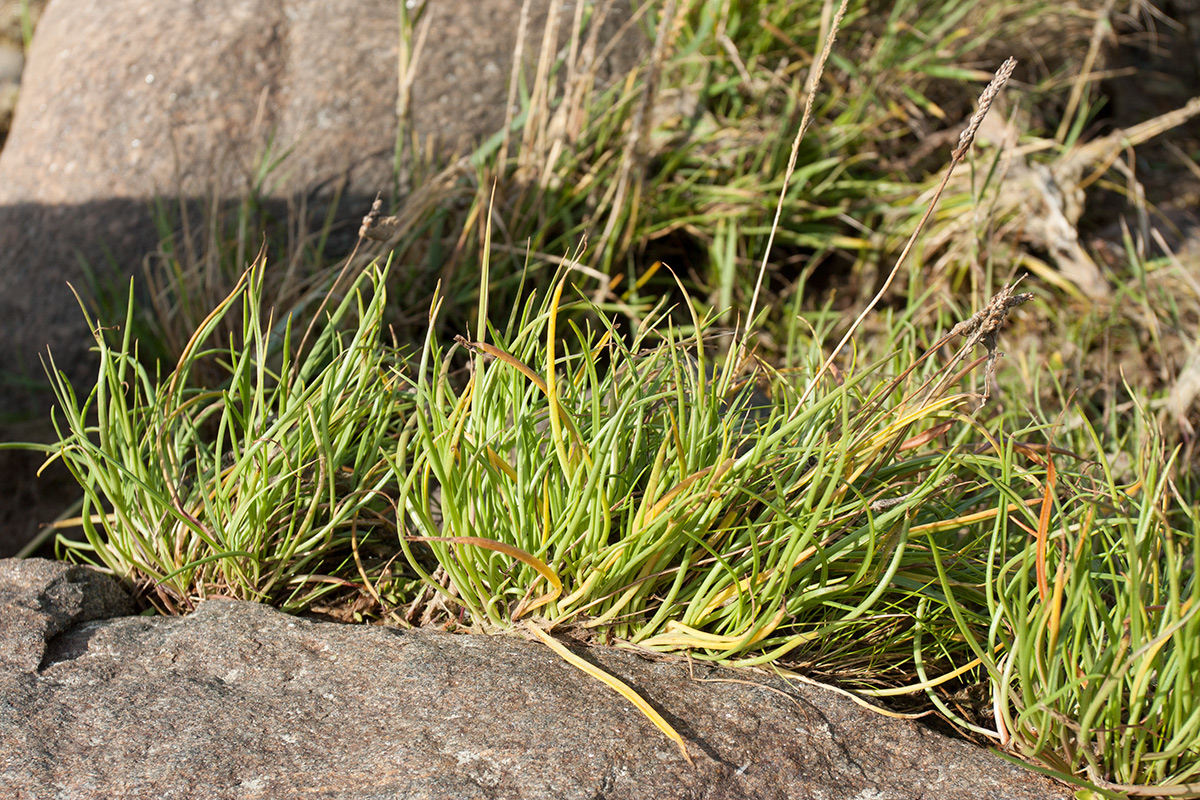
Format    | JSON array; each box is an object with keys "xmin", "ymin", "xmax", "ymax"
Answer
[
  {"xmin": 0, "ymin": 557, "xmax": 135, "ymax": 673},
  {"xmin": 0, "ymin": 558, "xmax": 1068, "ymax": 799},
  {"xmin": 0, "ymin": 0, "xmax": 401, "ymax": 420}
]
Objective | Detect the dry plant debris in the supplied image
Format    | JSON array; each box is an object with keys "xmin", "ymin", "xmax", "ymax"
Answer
[{"xmin": 946, "ymin": 282, "xmax": 1035, "ymax": 401}]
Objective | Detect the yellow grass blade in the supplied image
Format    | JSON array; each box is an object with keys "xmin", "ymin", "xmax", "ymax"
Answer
[
  {"xmin": 909, "ymin": 497, "xmax": 1042, "ymax": 535},
  {"xmin": 525, "ymin": 622, "xmax": 694, "ymax": 766},
  {"xmin": 546, "ymin": 277, "xmax": 571, "ymax": 475},
  {"xmin": 407, "ymin": 536, "xmax": 561, "ymax": 618},
  {"xmin": 484, "ymin": 446, "xmax": 518, "ymax": 482},
  {"xmin": 639, "ymin": 608, "xmax": 786, "ymax": 652},
  {"xmin": 696, "ymin": 545, "xmax": 822, "ymax": 621}
]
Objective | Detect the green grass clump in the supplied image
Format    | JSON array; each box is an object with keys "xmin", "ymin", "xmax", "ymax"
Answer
[
  {"xmin": 42, "ymin": 260, "xmax": 413, "ymax": 614},
  {"xmin": 38, "ymin": 243, "xmax": 1199, "ymax": 792},
  {"xmin": 14, "ymin": 0, "xmax": 1200, "ymax": 793},
  {"xmin": 392, "ymin": 261, "xmax": 1001, "ymax": 681},
  {"xmin": 985, "ymin": 435, "xmax": 1200, "ymax": 795},
  {"xmin": 46, "ymin": 233, "xmax": 1045, "ymax": 684}
]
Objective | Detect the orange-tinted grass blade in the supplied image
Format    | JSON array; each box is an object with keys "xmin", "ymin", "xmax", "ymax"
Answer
[
  {"xmin": 898, "ymin": 420, "xmax": 955, "ymax": 452},
  {"xmin": 462, "ymin": 338, "xmax": 548, "ymax": 393},
  {"xmin": 1036, "ymin": 457, "xmax": 1056, "ymax": 603}
]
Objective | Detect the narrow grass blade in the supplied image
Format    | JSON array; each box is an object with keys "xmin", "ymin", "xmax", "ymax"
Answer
[{"xmin": 525, "ymin": 621, "xmax": 694, "ymax": 766}]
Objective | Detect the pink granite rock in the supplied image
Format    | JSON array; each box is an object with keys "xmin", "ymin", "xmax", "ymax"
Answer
[{"xmin": 0, "ymin": 558, "xmax": 1070, "ymax": 800}]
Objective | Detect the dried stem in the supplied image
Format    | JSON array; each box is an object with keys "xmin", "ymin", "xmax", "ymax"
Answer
[
  {"xmin": 741, "ymin": 0, "xmax": 851, "ymax": 352},
  {"xmin": 796, "ymin": 57, "xmax": 1018, "ymax": 411}
]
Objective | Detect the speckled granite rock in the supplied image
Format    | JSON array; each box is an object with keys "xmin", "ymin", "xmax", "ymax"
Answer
[
  {"xmin": 0, "ymin": 558, "xmax": 1068, "ymax": 800},
  {"xmin": 0, "ymin": 558, "xmax": 134, "ymax": 673}
]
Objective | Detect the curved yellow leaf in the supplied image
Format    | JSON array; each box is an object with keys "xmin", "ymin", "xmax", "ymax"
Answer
[
  {"xmin": 640, "ymin": 608, "xmax": 786, "ymax": 653},
  {"xmin": 407, "ymin": 535, "xmax": 561, "ymax": 618},
  {"xmin": 526, "ymin": 622, "xmax": 694, "ymax": 766}
]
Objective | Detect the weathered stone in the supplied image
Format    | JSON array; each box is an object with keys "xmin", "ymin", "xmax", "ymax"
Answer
[
  {"xmin": 0, "ymin": 558, "xmax": 134, "ymax": 673},
  {"xmin": 0, "ymin": 0, "xmax": 398, "ymax": 421},
  {"xmin": 0, "ymin": 558, "xmax": 1068, "ymax": 799}
]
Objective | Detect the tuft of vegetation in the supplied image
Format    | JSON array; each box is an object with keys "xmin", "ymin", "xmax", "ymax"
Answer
[
  {"xmin": 42, "ymin": 261, "xmax": 414, "ymax": 615},
  {"xmin": 12, "ymin": 0, "xmax": 1199, "ymax": 794}
]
